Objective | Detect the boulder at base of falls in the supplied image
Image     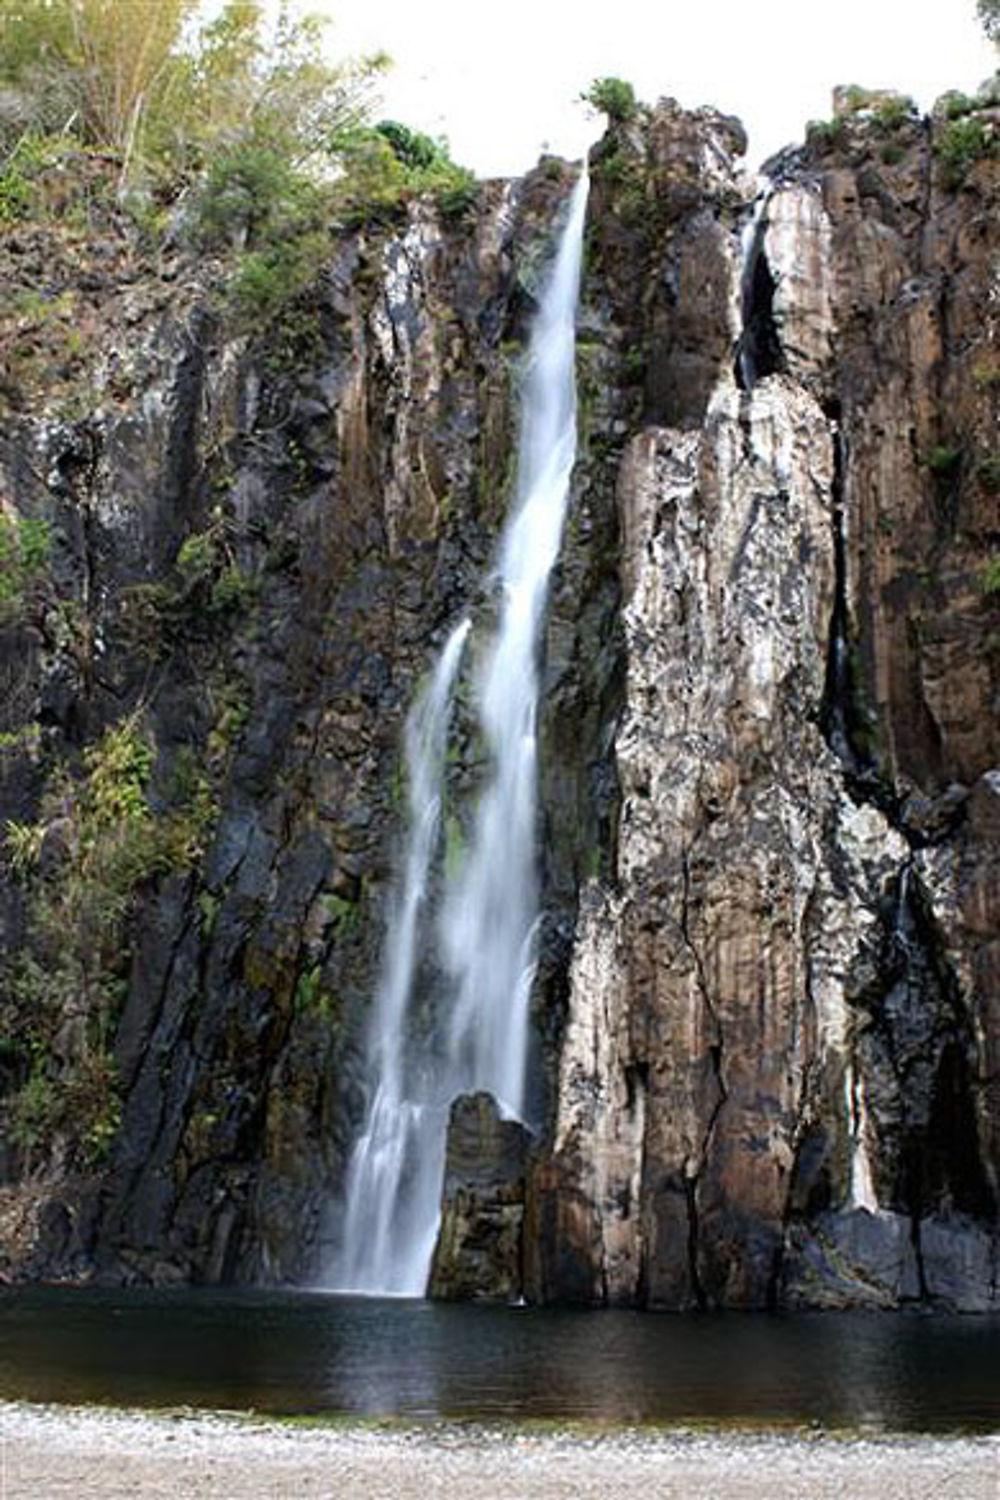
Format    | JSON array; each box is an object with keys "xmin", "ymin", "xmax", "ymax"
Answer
[
  {"xmin": 781, "ymin": 1208, "xmax": 922, "ymax": 1308},
  {"xmin": 428, "ymin": 1091, "xmax": 531, "ymax": 1302}
]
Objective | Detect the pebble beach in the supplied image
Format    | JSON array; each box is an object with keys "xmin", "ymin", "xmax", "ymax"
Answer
[{"xmin": 1, "ymin": 1402, "xmax": 997, "ymax": 1499}]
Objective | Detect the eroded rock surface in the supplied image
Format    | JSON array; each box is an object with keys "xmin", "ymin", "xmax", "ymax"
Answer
[
  {"xmin": 527, "ymin": 98, "xmax": 999, "ymax": 1311},
  {"xmin": 1, "ymin": 98, "xmax": 997, "ymax": 1308},
  {"xmin": 429, "ymin": 1092, "xmax": 530, "ymax": 1302}
]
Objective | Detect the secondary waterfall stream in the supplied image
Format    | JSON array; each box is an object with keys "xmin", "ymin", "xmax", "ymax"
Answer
[{"xmin": 332, "ymin": 166, "xmax": 589, "ymax": 1295}]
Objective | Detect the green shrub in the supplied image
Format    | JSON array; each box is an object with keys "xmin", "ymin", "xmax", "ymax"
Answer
[
  {"xmin": 194, "ymin": 140, "xmax": 294, "ymax": 245},
  {"xmin": 330, "ymin": 123, "xmax": 477, "ymax": 226},
  {"xmin": 432, "ymin": 165, "xmax": 478, "ymax": 221},
  {"xmin": 924, "ymin": 444, "xmax": 961, "ymax": 475},
  {"xmin": 940, "ymin": 90, "xmax": 979, "ymax": 121},
  {"xmin": 375, "ymin": 119, "xmax": 441, "ymax": 170},
  {"xmin": 806, "ymin": 117, "xmax": 848, "ymax": 153},
  {"xmin": 0, "ymin": 705, "xmax": 230, "ymax": 1171},
  {"xmin": 229, "ymin": 231, "xmax": 331, "ymax": 322},
  {"xmin": 978, "ymin": 455, "xmax": 1000, "ymax": 491},
  {"xmin": 873, "ymin": 95, "xmax": 918, "ymax": 133},
  {"xmin": 583, "ymin": 77, "xmax": 638, "ymax": 124},
  {"xmin": 0, "ymin": 513, "xmax": 52, "ymax": 619},
  {"xmin": 0, "ymin": 156, "xmax": 35, "ymax": 224},
  {"xmin": 840, "ymin": 84, "xmax": 871, "ymax": 114},
  {"xmin": 0, "ymin": 0, "xmax": 386, "ymax": 190},
  {"xmin": 210, "ymin": 563, "xmax": 257, "ymax": 613},
  {"xmin": 329, "ymin": 125, "xmax": 408, "ymax": 222},
  {"xmin": 7, "ymin": 1064, "xmax": 59, "ymax": 1156},
  {"xmin": 193, "ymin": 135, "xmax": 328, "ymax": 251},
  {"xmin": 176, "ymin": 529, "xmax": 217, "ymax": 583},
  {"xmin": 972, "ymin": 357, "xmax": 1000, "ymax": 388},
  {"xmin": 4, "ymin": 819, "xmax": 45, "ymax": 873},
  {"xmin": 983, "ymin": 555, "xmax": 1000, "ymax": 595},
  {"xmin": 937, "ymin": 115, "xmax": 999, "ymax": 187}
]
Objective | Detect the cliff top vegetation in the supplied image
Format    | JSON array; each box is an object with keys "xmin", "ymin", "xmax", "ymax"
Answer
[{"xmin": 0, "ymin": 1, "xmax": 477, "ymax": 320}]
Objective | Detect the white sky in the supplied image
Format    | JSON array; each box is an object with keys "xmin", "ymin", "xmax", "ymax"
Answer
[{"xmin": 322, "ymin": 0, "xmax": 997, "ymax": 176}]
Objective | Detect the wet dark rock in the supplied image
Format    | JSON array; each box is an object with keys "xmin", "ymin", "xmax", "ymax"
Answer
[
  {"xmin": 920, "ymin": 1215, "xmax": 999, "ymax": 1311},
  {"xmin": 899, "ymin": 783, "xmax": 969, "ymax": 844},
  {"xmin": 428, "ymin": 1092, "xmax": 531, "ymax": 1302},
  {"xmin": 782, "ymin": 1209, "xmax": 921, "ymax": 1308}
]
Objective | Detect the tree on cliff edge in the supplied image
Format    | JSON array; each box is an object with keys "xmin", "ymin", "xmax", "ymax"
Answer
[
  {"xmin": 0, "ymin": 0, "xmax": 387, "ymax": 182},
  {"xmin": 0, "ymin": 0, "xmax": 197, "ymax": 167},
  {"xmin": 978, "ymin": 0, "xmax": 1000, "ymax": 43}
]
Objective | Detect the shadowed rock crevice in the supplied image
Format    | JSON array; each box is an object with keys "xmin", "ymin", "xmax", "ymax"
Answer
[{"xmin": 735, "ymin": 196, "xmax": 785, "ymax": 392}]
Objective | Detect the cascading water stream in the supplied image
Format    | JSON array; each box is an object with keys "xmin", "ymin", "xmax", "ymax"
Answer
[
  {"xmin": 335, "ymin": 619, "xmax": 470, "ymax": 1294},
  {"xmin": 331, "ymin": 165, "xmax": 589, "ymax": 1295},
  {"xmin": 439, "ymin": 166, "xmax": 589, "ymax": 1120}
]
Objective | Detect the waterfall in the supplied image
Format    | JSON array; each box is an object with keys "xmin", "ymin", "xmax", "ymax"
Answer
[
  {"xmin": 439, "ymin": 166, "xmax": 589, "ymax": 1121},
  {"xmin": 335, "ymin": 619, "xmax": 471, "ymax": 1295},
  {"xmin": 331, "ymin": 165, "xmax": 589, "ymax": 1295}
]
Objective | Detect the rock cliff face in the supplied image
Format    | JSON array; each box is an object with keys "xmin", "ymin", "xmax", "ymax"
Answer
[
  {"xmin": 524, "ymin": 94, "xmax": 1000, "ymax": 1311},
  {"xmin": 1, "ymin": 93, "xmax": 997, "ymax": 1307},
  {"xmin": 0, "ymin": 156, "xmax": 573, "ymax": 1284}
]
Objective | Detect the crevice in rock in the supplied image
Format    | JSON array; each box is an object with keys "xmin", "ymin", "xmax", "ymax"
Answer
[
  {"xmin": 820, "ymin": 420, "xmax": 876, "ymax": 777},
  {"xmin": 684, "ymin": 1172, "xmax": 706, "ymax": 1310},
  {"xmin": 162, "ymin": 309, "xmax": 214, "ymax": 544},
  {"xmin": 734, "ymin": 192, "xmax": 784, "ymax": 393},
  {"xmin": 818, "ymin": 413, "xmax": 971, "ymax": 853},
  {"xmin": 817, "ymin": 416, "xmax": 917, "ymax": 840},
  {"xmin": 853, "ymin": 859, "xmax": 996, "ymax": 1300},
  {"xmin": 679, "ymin": 842, "xmax": 728, "ymax": 1307},
  {"xmin": 910, "ymin": 1207, "xmax": 929, "ymax": 1301}
]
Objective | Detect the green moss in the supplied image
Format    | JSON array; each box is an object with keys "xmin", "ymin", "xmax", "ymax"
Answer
[
  {"xmin": 319, "ymin": 892, "xmax": 360, "ymax": 940},
  {"xmin": 0, "ymin": 513, "xmax": 52, "ymax": 620},
  {"xmin": 0, "ymin": 722, "xmax": 42, "ymax": 756},
  {"xmin": 207, "ymin": 680, "xmax": 250, "ymax": 767},
  {"xmin": 444, "ymin": 812, "xmax": 466, "ymax": 880},
  {"xmin": 293, "ymin": 960, "xmax": 340, "ymax": 1023},
  {"xmin": 198, "ymin": 889, "xmax": 220, "ymax": 940}
]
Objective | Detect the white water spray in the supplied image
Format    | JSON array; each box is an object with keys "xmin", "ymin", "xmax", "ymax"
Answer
[
  {"xmin": 440, "ymin": 168, "xmax": 589, "ymax": 1119},
  {"xmin": 335, "ymin": 619, "xmax": 470, "ymax": 1294},
  {"xmin": 332, "ymin": 166, "xmax": 589, "ymax": 1295}
]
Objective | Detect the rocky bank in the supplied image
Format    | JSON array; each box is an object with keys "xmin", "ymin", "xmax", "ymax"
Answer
[{"xmin": 0, "ymin": 87, "xmax": 998, "ymax": 1308}]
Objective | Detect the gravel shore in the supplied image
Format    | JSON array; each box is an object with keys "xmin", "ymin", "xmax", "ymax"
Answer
[{"xmin": 1, "ymin": 1402, "xmax": 997, "ymax": 1499}]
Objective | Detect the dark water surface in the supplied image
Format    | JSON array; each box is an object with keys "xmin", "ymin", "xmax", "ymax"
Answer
[{"xmin": 0, "ymin": 1286, "xmax": 997, "ymax": 1431}]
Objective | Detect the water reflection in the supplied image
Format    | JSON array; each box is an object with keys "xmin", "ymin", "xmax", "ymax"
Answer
[{"xmin": 0, "ymin": 1287, "xmax": 997, "ymax": 1433}]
